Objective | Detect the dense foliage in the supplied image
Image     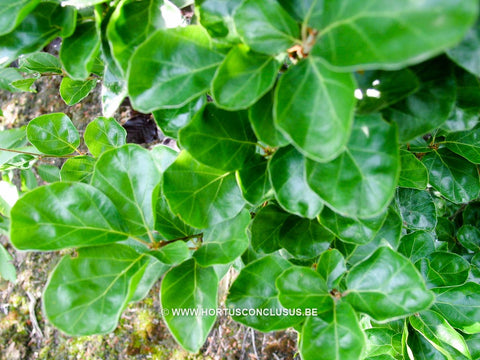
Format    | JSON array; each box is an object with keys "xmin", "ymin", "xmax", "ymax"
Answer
[{"xmin": 1, "ymin": 0, "xmax": 480, "ymax": 359}]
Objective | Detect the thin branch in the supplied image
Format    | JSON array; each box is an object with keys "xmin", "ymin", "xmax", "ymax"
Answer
[{"xmin": 0, "ymin": 147, "xmax": 78, "ymax": 158}]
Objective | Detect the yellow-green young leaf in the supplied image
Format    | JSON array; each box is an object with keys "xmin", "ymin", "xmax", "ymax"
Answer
[
  {"xmin": 128, "ymin": 26, "xmax": 224, "ymax": 112},
  {"xmin": 445, "ymin": 125, "xmax": 480, "ymax": 164},
  {"xmin": 312, "ymin": 0, "xmax": 478, "ymax": 71},
  {"xmin": 300, "ymin": 302, "xmax": 366, "ymax": 360},
  {"xmin": 233, "ymin": 0, "xmax": 299, "ymax": 55},
  {"xmin": 60, "ymin": 156, "xmax": 96, "ymax": 183},
  {"xmin": 268, "ymin": 146, "xmax": 324, "ymax": 219},
  {"xmin": 43, "ymin": 245, "xmax": 147, "ymax": 335},
  {"xmin": 0, "ymin": 243, "xmax": 16, "ymax": 282},
  {"xmin": 60, "ymin": 21, "xmax": 100, "ymax": 80},
  {"xmin": 60, "ymin": 77, "xmax": 97, "ymax": 106},
  {"xmin": 26, "ymin": 113, "xmax": 80, "ymax": 156},
  {"xmin": 396, "ymin": 188, "xmax": 437, "ymax": 231},
  {"xmin": 399, "ymin": 150, "xmax": 428, "ymax": 190},
  {"xmin": 275, "ymin": 57, "xmax": 356, "ymax": 162},
  {"xmin": 212, "ymin": 45, "xmax": 280, "ymax": 110},
  {"xmin": 398, "ymin": 231, "xmax": 436, "ymax": 264},
  {"xmin": 307, "ymin": 114, "xmax": 399, "ymax": 218},
  {"xmin": 226, "ymin": 254, "xmax": 302, "ymax": 332},
  {"xmin": 161, "ymin": 259, "xmax": 218, "ymax": 353},
  {"xmin": 345, "ymin": 247, "xmax": 434, "ymax": 321},
  {"xmin": 179, "ymin": 104, "xmax": 257, "ymax": 171},
  {"xmin": 10, "ymin": 182, "xmax": 128, "ymax": 250},
  {"xmin": 18, "ymin": 52, "xmax": 62, "ymax": 74},
  {"xmin": 447, "ymin": 20, "xmax": 480, "ymax": 77},
  {"xmin": 84, "ymin": 117, "xmax": 126, "ymax": 157},
  {"xmin": 0, "ymin": 0, "xmax": 40, "ymax": 36},
  {"xmin": 163, "ymin": 151, "xmax": 245, "ymax": 229},
  {"xmin": 91, "ymin": 145, "xmax": 161, "ymax": 236},
  {"xmin": 416, "ymin": 252, "xmax": 470, "ymax": 288}
]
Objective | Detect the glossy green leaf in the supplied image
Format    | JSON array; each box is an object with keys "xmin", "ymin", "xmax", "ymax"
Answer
[
  {"xmin": 416, "ymin": 252, "xmax": 470, "ymax": 288},
  {"xmin": 60, "ymin": 77, "xmax": 97, "ymax": 106},
  {"xmin": 44, "ymin": 244, "xmax": 147, "ymax": 335},
  {"xmin": 91, "ymin": 145, "xmax": 160, "ymax": 236},
  {"xmin": 60, "ymin": 156, "xmax": 96, "ymax": 183},
  {"xmin": 179, "ymin": 104, "xmax": 256, "ymax": 171},
  {"xmin": 153, "ymin": 96, "xmax": 205, "ymax": 139},
  {"xmin": 0, "ymin": 0, "xmax": 40, "ymax": 36},
  {"xmin": 408, "ymin": 328, "xmax": 449, "ymax": 360},
  {"xmin": 268, "ymin": 146, "xmax": 323, "ymax": 219},
  {"xmin": 399, "ymin": 150, "xmax": 428, "ymax": 190},
  {"xmin": 276, "ymin": 266, "xmax": 333, "ymax": 312},
  {"xmin": 233, "ymin": 0, "xmax": 299, "ymax": 55},
  {"xmin": 18, "ymin": 52, "xmax": 62, "ymax": 74},
  {"xmin": 457, "ymin": 225, "xmax": 480, "ymax": 252},
  {"xmin": 463, "ymin": 202, "xmax": 480, "ymax": 227},
  {"xmin": 101, "ymin": 65, "xmax": 127, "ymax": 118},
  {"xmin": 226, "ymin": 254, "xmax": 300, "ymax": 332},
  {"xmin": 398, "ymin": 231, "xmax": 436, "ymax": 264},
  {"xmin": 275, "ymin": 57, "xmax": 356, "ymax": 162},
  {"xmin": 465, "ymin": 333, "xmax": 480, "ymax": 360},
  {"xmin": 319, "ymin": 206, "xmax": 387, "ymax": 245},
  {"xmin": 10, "ymin": 182, "xmax": 128, "ymax": 250},
  {"xmin": 300, "ymin": 301, "xmax": 366, "ymax": 360},
  {"xmin": 149, "ymin": 241, "xmax": 191, "ymax": 265},
  {"xmin": 250, "ymin": 204, "xmax": 290, "ymax": 254},
  {"xmin": 10, "ymin": 78, "xmax": 36, "ymax": 93},
  {"xmin": 307, "ymin": 114, "xmax": 399, "ymax": 218},
  {"xmin": 236, "ymin": 154, "xmax": 272, "ymax": 206},
  {"xmin": 396, "ymin": 188, "xmax": 437, "ymax": 231},
  {"xmin": 447, "ymin": 20, "xmax": 480, "ymax": 77},
  {"xmin": 128, "ymin": 26, "xmax": 224, "ymax": 112},
  {"xmin": 277, "ymin": 0, "xmax": 322, "ymax": 28},
  {"xmin": 364, "ymin": 327, "xmax": 400, "ymax": 358},
  {"xmin": 84, "ymin": 117, "xmax": 126, "ymax": 157},
  {"xmin": 212, "ymin": 45, "xmax": 280, "ymax": 110},
  {"xmin": 194, "ymin": 209, "xmax": 249, "ymax": 266},
  {"xmin": 128, "ymin": 256, "xmax": 168, "ymax": 303},
  {"xmin": 150, "ymin": 144, "xmax": 178, "ymax": 173},
  {"xmin": 60, "ymin": 21, "xmax": 100, "ymax": 80},
  {"xmin": 163, "ymin": 151, "xmax": 245, "ymax": 228},
  {"xmin": 445, "ymin": 125, "xmax": 480, "ymax": 164},
  {"xmin": 316, "ymin": 249, "xmax": 346, "ymax": 290},
  {"xmin": 422, "ymin": 149, "xmax": 480, "ymax": 204},
  {"xmin": 161, "ymin": 258, "xmax": 218, "ymax": 353},
  {"xmin": 383, "ymin": 58, "xmax": 456, "ymax": 142},
  {"xmin": 196, "ymin": 0, "xmax": 241, "ymax": 39},
  {"xmin": 107, "ymin": 0, "xmax": 164, "ymax": 74},
  {"xmin": 345, "ymin": 247, "xmax": 434, "ymax": 321},
  {"xmin": 37, "ymin": 164, "xmax": 60, "ymax": 183},
  {"xmin": 0, "ymin": 68, "xmax": 23, "ymax": 92},
  {"xmin": 20, "ymin": 168, "xmax": 38, "ymax": 191},
  {"xmin": 155, "ymin": 193, "xmax": 196, "ymax": 240},
  {"xmin": 26, "ymin": 113, "xmax": 80, "ymax": 155},
  {"xmin": 0, "ymin": 243, "xmax": 16, "ymax": 282},
  {"xmin": 311, "ymin": 0, "xmax": 478, "ymax": 70}
]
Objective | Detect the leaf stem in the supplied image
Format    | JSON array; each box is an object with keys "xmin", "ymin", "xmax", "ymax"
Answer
[{"xmin": 150, "ymin": 233, "xmax": 204, "ymax": 249}]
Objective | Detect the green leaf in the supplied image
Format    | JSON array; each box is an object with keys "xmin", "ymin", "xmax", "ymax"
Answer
[
  {"xmin": 43, "ymin": 244, "xmax": 147, "ymax": 335},
  {"xmin": 445, "ymin": 125, "xmax": 480, "ymax": 164},
  {"xmin": 307, "ymin": 114, "xmax": 399, "ymax": 218},
  {"xmin": 0, "ymin": 243, "xmax": 16, "ymax": 282},
  {"xmin": 465, "ymin": 333, "xmax": 480, "ymax": 360},
  {"xmin": 236, "ymin": 154, "xmax": 272, "ymax": 206},
  {"xmin": 408, "ymin": 328, "xmax": 449, "ymax": 360},
  {"xmin": 150, "ymin": 144, "xmax": 178, "ymax": 173},
  {"xmin": 316, "ymin": 249, "xmax": 347, "ymax": 290},
  {"xmin": 422, "ymin": 149, "xmax": 480, "ymax": 204},
  {"xmin": 128, "ymin": 256, "xmax": 168, "ymax": 303},
  {"xmin": 128, "ymin": 26, "xmax": 224, "ymax": 112},
  {"xmin": 20, "ymin": 168, "xmax": 38, "ymax": 191},
  {"xmin": 268, "ymin": 146, "xmax": 324, "ymax": 219},
  {"xmin": 416, "ymin": 252, "xmax": 470, "ymax": 288},
  {"xmin": 345, "ymin": 246, "xmax": 434, "ymax": 321},
  {"xmin": 318, "ymin": 206, "xmax": 387, "ymax": 245},
  {"xmin": 277, "ymin": 0, "xmax": 322, "ymax": 28},
  {"xmin": 457, "ymin": 225, "xmax": 480, "ymax": 252},
  {"xmin": 0, "ymin": 68, "xmax": 23, "ymax": 92},
  {"xmin": 250, "ymin": 204, "xmax": 290, "ymax": 254},
  {"xmin": 61, "ymin": 0, "xmax": 109, "ymax": 8},
  {"xmin": 18, "ymin": 52, "xmax": 62, "ymax": 74},
  {"xmin": 463, "ymin": 202, "xmax": 480, "ymax": 227},
  {"xmin": 300, "ymin": 301, "xmax": 366, "ymax": 360},
  {"xmin": 276, "ymin": 266, "xmax": 333, "ymax": 312},
  {"xmin": 37, "ymin": 164, "xmax": 60, "ymax": 183},
  {"xmin": 311, "ymin": 0, "xmax": 479, "ymax": 70},
  {"xmin": 248, "ymin": 90, "xmax": 289, "ymax": 147},
  {"xmin": 60, "ymin": 156, "xmax": 96, "ymax": 183},
  {"xmin": 84, "ymin": 117, "xmax": 126, "ymax": 157},
  {"xmin": 163, "ymin": 151, "xmax": 245, "ymax": 228},
  {"xmin": 26, "ymin": 113, "xmax": 80, "ymax": 155},
  {"xmin": 275, "ymin": 57, "xmax": 356, "ymax": 162},
  {"xmin": 10, "ymin": 78, "xmax": 36, "ymax": 93},
  {"xmin": 60, "ymin": 21, "xmax": 100, "ymax": 80},
  {"xmin": 396, "ymin": 188, "xmax": 437, "ymax": 231},
  {"xmin": 60, "ymin": 77, "xmax": 97, "ymax": 106},
  {"xmin": 107, "ymin": 0, "xmax": 164, "ymax": 74},
  {"xmin": 161, "ymin": 258, "xmax": 218, "ymax": 353},
  {"xmin": 155, "ymin": 194, "xmax": 196, "ymax": 240},
  {"xmin": 383, "ymin": 58, "xmax": 456, "ymax": 142},
  {"xmin": 233, "ymin": 0, "xmax": 299, "ymax": 55},
  {"xmin": 398, "ymin": 231, "xmax": 436, "ymax": 264},
  {"xmin": 194, "ymin": 209, "xmax": 249, "ymax": 266},
  {"xmin": 399, "ymin": 150, "xmax": 428, "ymax": 190},
  {"xmin": 149, "ymin": 241, "xmax": 191, "ymax": 265},
  {"xmin": 364, "ymin": 327, "xmax": 400, "ymax": 358},
  {"xmin": 447, "ymin": 20, "xmax": 480, "ymax": 77},
  {"xmin": 178, "ymin": 104, "xmax": 257, "ymax": 171},
  {"xmin": 212, "ymin": 45, "xmax": 280, "ymax": 110},
  {"xmin": 0, "ymin": 0, "xmax": 40, "ymax": 36},
  {"xmin": 432, "ymin": 282, "xmax": 480, "ymax": 334},
  {"xmin": 196, "ymin": 0, "xmax": 241, "ymax": 40},
  {"xmin": 226, "ymin": 254, "xmax": 300, "ymax": 332},
  {"xmin": 153, "ymin": 96, "xmax": 205, "ymax": 139},
  {"xmin": 101, "ymin": 65, "xmax": 127, "ymax": 118},
  {"xmin": 10, "ymin": 182, "xmax": 128, "ymax": 250},
  {"xmin": 91, "ymin": 144, "xmax": 160, "ymax": 236}
]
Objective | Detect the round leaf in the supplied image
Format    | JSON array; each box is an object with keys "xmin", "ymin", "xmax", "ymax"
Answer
[
  {"xmin": 84, "ymin": 116, "xmax": 127, "ymax": 157},
  {"xmin": 396, "ymin": 188, "xmax": 437, "ymax": 231},
  {"xmin": 60, "ymin": 77, "xmax": 97, "ymax": 106},
  {"xmin": 60, "ymin": 156, "xmax": 96, "ymax": 183}
]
